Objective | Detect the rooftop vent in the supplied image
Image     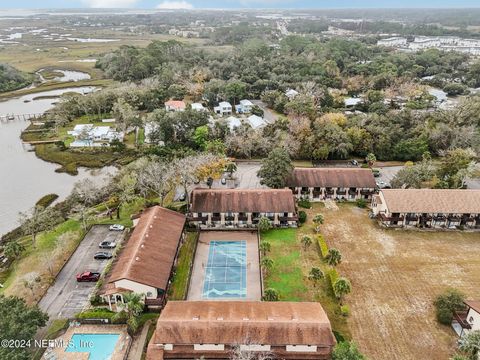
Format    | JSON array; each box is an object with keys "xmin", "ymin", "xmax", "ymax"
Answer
[
  {"xmin": 242, "ymin": 317, "xmax": 249, "ymax": 321},
  {"xmin": 216, "ymin": 317, "xmax": 224, "ymax": 321},
  {"xmin": 192, "ymin": 316, "xmax": 200, "ymax": 320},
  {"xmin": 135, "ymin": 257, "xmax": 140, "ymax": 261},
  {"xmin": 267, "ymin": 317, "xmax": 274, "ymax": 321}
]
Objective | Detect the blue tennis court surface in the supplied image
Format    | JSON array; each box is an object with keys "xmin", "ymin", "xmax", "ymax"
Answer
[{"xmin": 202, "ymin": 241, "xmax": 247, "ymax": 299}]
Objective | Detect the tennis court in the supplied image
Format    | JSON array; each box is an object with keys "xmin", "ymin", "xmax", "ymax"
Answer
[
  {"xmin": 188, "ymin": 231, "xmax": 261, "ymax": 301},
  {"xmin": 202, "ymin": 241, "xmax": 247, "ymax": 299}
]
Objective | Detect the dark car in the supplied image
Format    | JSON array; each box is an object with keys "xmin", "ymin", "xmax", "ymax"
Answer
[
  {"xmin": 350, "ymin": 159, "xmax": 359, "ymax": 166},
  {"xmin": 76, "ymin": 271, "xmax": 100, "ymax": 282},
  {"xmin": 94, "ymin": 252, "xmax": 113, "ymax": 260}
]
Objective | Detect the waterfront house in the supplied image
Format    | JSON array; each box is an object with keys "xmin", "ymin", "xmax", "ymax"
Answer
[
  {"xmin": 287, "ymin": 168, "xmax": 377, "ymax": 201},
  {"xmin": 371, "ymin": 189, "xmax": 480, "ymax": 229},
  {"xmin": 100, "ymin": 206, "xmax": 186, "ymax": 310},
  {"xmin": 188, "ymin": 188, "xmax": 297, "ymax": 228},
  {"xmin": 214, "ymin": 101, "xmax": 232, "ymax": 116},
  {"xmin": 68, "ymin": 124, "xmax": 123, "ymax": 147},
  {"xmin": 146, "ymin": 301, "xmax": 336, "ymax": 360}
]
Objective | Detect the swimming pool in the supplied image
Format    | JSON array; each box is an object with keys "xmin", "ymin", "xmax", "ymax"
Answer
[
  {"xmin": 202, "ymin": 240, "xmax": 247, "ymax": 299},
  {"xmin": 66, "ymin": 333, "xmax": 119, "ymax": 360}
]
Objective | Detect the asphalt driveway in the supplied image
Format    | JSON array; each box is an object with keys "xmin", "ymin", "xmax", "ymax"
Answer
[{"xmin": 38, "ymin": 225, "xmax": 125, "ymax": 319}]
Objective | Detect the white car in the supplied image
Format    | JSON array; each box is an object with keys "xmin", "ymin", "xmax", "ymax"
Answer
[
  {"xmin": 99, "ymin": 241, "xmax": 117, "ymax": 249},
  {"xmin": 109, "ymin": 224, "xmax": 125, "ymax": 231}
]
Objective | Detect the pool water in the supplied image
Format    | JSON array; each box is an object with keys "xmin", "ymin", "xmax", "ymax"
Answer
[
  {"xmin": 66, "ymin": 333, "xmax": 120, "ymax": 360},
  {"xmin": 202, "ymin": 240, "xmax": 247, "ymax": 299}
]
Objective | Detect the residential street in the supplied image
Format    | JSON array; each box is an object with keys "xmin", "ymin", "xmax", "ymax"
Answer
[{"xmin": 38, "ymin": 225, "xmax": 125, "ymax": 319}]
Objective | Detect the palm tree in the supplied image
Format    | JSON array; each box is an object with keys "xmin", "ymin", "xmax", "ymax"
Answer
[
  {"xmin": 260, "ymin": 257, "xmax": 274, "ymax": 277},
  {"xmin": 308, "ymin": 267, "xmax": 324, "ymax": 287},
  {"xmin": 258, "ymin": 216, "xmax": 272, "ymax": 233},
  {"xmin": 313, "ymin": 214, "xmax": 324, "ymax": 225},
  {"xmin": 4, "ymin": 240, "xmax": 25, "ymax": 260},
  {"xmin": 313, "ymin": 214, "xmax": 324, "ymax": 233},
  {"xmin": 458, "ymin": 330, "xmax": 480, "ymax": 360},
  {"xmin": 366, "ymin": 153, "xmax": 376, "ymax": 168},
  {"xmin": 301, "ymin": 235, "xmax": 312, "ymax": 250},
  {"xmin": 333, "ymin": 277, "xmax": 352, "ymax": 302},
  {"xmin": 259, "ymin": 241, "xmax": 271, "ymax": 256},
  {"xmin": 325, "ymin": 248, "xmax": 342, "ymax": 266},
  {"xmin": 225, "ymin": 162, "xmax": 237, "ymax": 179},
  {"xmin": 262, "ymin": 288, "xmax": 279, "ymax": 301},
  {"xmin": 114, "ymin": 292, "xmax": 144, "ymax": 333}
]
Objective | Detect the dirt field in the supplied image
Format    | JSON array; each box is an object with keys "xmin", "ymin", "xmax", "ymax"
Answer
[{"xmin": 320, "ymin": 203, "xmax": 480, "ymax": 360}]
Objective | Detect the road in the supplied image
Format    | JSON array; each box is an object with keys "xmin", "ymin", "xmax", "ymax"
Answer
[
  {"xmin": 38, "ymin": 225, "xmax": 125, "ymax": 319},
  {"xmin": 376, "ymin": 166, "xmax": 402, "ymax": 187},
  {"xmin": 252, "ymin": 100, "xmax": 279, "ymax": 123}
]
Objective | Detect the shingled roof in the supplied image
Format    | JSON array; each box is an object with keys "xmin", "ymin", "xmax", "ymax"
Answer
[
  {"xmin": 151, "ymin": 301, "xmax": 336, "ymax": 346},
  {"xmin": 465, "ymin": 300, "xmax": 480, "ymax": 314},
  {"xmin": 190, "ymin": 188, "xmax": 296, "ymax": 213},
  {"xmin": 108, "ymin": 206, "xmax": 185, "ymax": 290},
  {"xmin": 380, "ymin": 189, "xmax": 480, "ymax": 214},
  {"xmin": 287, "ymin": 168, "xmax": 376, "ymax": 188}
]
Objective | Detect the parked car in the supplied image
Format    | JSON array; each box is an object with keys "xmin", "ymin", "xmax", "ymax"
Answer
[
  {"xmin": 178, "ymin": 192, "xmax": 186, "ymax": 201},
  {"xmin": 221, "ymin": 178, "xmax": 227, "ymax": 185},
  {"xmin": 94, "ymin": 252, "xmax": 113, "ymax": 260},
  {"xmin": 372, "ymin": 169, "xmax": 381, "ymax": 177},
  {"xmin": 76, "ymin": 271, "xmax": 100, "ymax": 282},
  {"xmin": 99, "ymin": 241, "xmax": 116, "ymax": 249},
  {"xmin": 350, "ymin": 159, "xmax": 359, "ymax": 166},
  {"xmin": 109, "ymin": 224, "xmax": 124, "ymax": 231}
]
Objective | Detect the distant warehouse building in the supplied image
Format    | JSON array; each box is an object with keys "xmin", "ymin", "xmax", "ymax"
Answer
[
  {"xmin": 146, "ymin": 301, "xmax": 336, "ymax": 360},
  {"xmin": 188, "ymin": 188, "xmax": 297, "ymax": 228},
  {"xmin": 287, "ymin": 168, "xmax": 377, "ymax": 201},
  {"xmin": 372, "ymin": 189, "xmax": 480, "ymax": 229}
]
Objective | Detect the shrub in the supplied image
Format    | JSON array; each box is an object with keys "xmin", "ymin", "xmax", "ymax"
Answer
[
  {"xmin": 332, "ymin": 341, "xmax": 366, "ymax": 360},
  {"xmin": 76, "ymin": 308, "xmax": 115, "ymax": 321},
  {"xmin": 36, "ymin": 194, "xmax": 59, "ymax": 208},
  {"xmin": 298, "ymin": 198, "xmax": 311, "ymax": 209},
  {"xmin": 355, "ymin": 198, "xmax": 367, "ymax": 208},
  {"xmin": 328, "ymin": 268, "xmax": 339, "ymax": 289},
  {"xmin": 317, "ymin": 235, "xmax": 329, "ymax": 258},
  {"xmin": 340, "ymin": 305, "xmax": 350, "ymax": 317},
  {"xmin": 298, "ymin": 211, "xmax": 307, "ymax": 224},
  {"xmin": 434, "ymin": 288, "xmax": 466, "ymax": 325},
  {"xmin": 89, "ymin": 294, "xmax": 103, "ymax": 306},
  {"xmin": 258, "ymin": 216, "xmax": 272, "ymax": 233}
]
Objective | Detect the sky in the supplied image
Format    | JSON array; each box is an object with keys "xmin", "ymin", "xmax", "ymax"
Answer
[{"xmin": 2, "ymin": 0, "xmax": 480, "ymax": 9}]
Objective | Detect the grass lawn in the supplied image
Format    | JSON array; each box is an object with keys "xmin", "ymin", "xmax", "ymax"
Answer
[
  {"xmin": 0, "ymin": 219, "xmax": 84, "ymax": 303},
  {"xmin": 320, "ymin": 202, "xmax": 480, "ymax": 360},
  {"xmin": 168, "ymin": 231, "xmax": 198, "ymax": 300},
  {"xmin": 261, "ymin": 225, "xmax": 350, "ymax": 340}
]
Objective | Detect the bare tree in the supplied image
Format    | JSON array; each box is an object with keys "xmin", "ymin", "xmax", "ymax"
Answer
[
  {"xmin": 18, "ymin": 206, "xmax": 62, "ymax": 248},
  {"xmin": 23, "ymin": 271, "xmax": 40, "ymax": 299},
  {"xmin": 137, "ymin": 159, "xmax": 175, "ymax": 206}
]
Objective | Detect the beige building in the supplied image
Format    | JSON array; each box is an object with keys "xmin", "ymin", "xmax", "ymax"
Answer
[
  {"xmin": 453, "ymin": 300, "xmax": 480, "ymax": 337},
  {"xmin": 287, "ymin": 168, "xmax": 377, "ymax": 201},
  {"xmin": 146, "ymin": 301, "xmax": 336, "ymax": 360},
  {"xmin": 188, "ymin": 188, "xmax": 297, "ymax": 228},
  {"xmin": 372, "ymin": 189, "xmax": 480, "ymax": 229},
  {"xmin": 100, "ymin": 206, "xmax": 186, "ymax": 310}
]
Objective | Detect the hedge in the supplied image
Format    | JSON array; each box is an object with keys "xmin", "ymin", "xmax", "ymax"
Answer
[
  {"xmin": 328, "ymin": 268, "xmax": 339, "ymax": 291},
  {"xmin": 36, "ymin": 193, "xmax": 59, "ymax": 208},
  {"xmin": 76, "ymin": 308, "xmax": 115, "ymax": 320},
  {"xmin": 317, "ymin": 235, "xmax": 329, "ymax": 258}
]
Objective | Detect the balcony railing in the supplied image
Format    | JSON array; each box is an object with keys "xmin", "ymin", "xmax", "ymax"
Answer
[{"xmin": 453, "ymin": 311, "xmax": 471, "ymax": 329}]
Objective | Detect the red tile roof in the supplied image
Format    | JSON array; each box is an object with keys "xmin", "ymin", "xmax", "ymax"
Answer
[
  {"xmin": 108, "ymin": 206, "xmax": 185, "ymax": 290},
  {"xmin": 380, "ymin": 189, "xmax": 480, "ymax": 214},
  {"xmin": 165, "ymin": 100, "xmax": 186, "ymax": 110},
  {"xmin": 288, "ymin": 168, "xmax": 376, "ymax": 188},
  {"xmin": 190, "ymin": 188, "xmax": 296, "ymax": 214},
  {"xmin": 150, "ymin": 301, "xmax": 336, "ymax": 346}
]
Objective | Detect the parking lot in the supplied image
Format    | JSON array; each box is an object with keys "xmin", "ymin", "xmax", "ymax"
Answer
[{"xmin": 38, "ymin": 225, "xmax": 125, "ymax": 319}]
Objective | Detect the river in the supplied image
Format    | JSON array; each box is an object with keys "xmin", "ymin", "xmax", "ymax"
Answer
[{"xmin": 0, "ymin": 87, "xmax": 116, "ymax": 237}]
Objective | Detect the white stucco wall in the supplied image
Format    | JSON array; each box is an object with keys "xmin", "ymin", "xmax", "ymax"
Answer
[
  {"xmin": 286, "ymin": 345, "xmax": 318, "ymax": 352},
  {"xmin": 114, "ymin": 279, "xmax": 157, "ymax": 298}
]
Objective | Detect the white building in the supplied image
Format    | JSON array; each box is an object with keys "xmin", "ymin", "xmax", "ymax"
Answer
[
  {"xmin": 68, "ymin": 124, "xmax": 123, "ymax": 147},
  {"xmin": 377, "ymin": 37, "xmax": 408, "ymax": 47},
  {"xmin": 247, "ymin": 114, "xmax": 266, "ymax": 129},
  {"xmin": 235, "ymin": 99, "xmax": 254, "ymax": 113},
  {"xmin": 214, "ymin": 101, "xmax": 232, "ymax": 116},
  {"xmin": 100, "ymin": 206, "xmax": 186, "ymax": 311},
  {"xmin": 225, "ymin": 116, "xmax": 242, "ymax": 131},
  {"xmin": 191, "ymin": 102, "xmax": 206, "ymax": 112},
  {"xmin": 285, "ymin": 88, "xmax": 299, "ymax": 99},
  {"xmin": 452, "ymin": 300, "xmax": 480, "ymax": 337}
]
